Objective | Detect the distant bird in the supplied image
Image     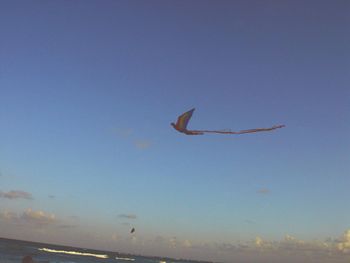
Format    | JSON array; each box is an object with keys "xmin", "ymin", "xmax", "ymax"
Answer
[
  {"xmin": 130, "ymin": 227, "xmax": 135, "ymax": 234},
  {"xmin": 171, "ymin": 108, "xmax": 285, "ymax": 135}
]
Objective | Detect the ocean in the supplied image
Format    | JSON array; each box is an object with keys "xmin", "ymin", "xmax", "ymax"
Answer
[{"xmin": 0, "ymin": 238, "xmax": 201, "ymax": 263}]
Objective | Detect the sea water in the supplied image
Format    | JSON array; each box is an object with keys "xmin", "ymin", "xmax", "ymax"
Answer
[{"xmin": 0, "ymin": 238, "xmax": 197, "ymax": 263}]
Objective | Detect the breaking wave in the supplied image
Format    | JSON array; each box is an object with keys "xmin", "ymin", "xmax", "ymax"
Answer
[
  {"xmin": 38, "ymin": 247, "xmax": 109, "ymax": 258},
  {"xmin": 115, "ymin": 256, "xmax": 135, "ymax": 261}
]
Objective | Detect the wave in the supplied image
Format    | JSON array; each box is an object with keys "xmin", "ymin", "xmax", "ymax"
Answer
[
  {"xmin": 38, "ymin": 247, "xmax": 109, "ymax": 259},
  {"xmin": 115, "ymin": 256, "xmax": 135, "ymax": 261}
]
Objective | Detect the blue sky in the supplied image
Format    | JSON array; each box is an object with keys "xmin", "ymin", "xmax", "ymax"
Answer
[{"xmin": 0, "ymin": 1, "xmax": 349, "ymax": 262}]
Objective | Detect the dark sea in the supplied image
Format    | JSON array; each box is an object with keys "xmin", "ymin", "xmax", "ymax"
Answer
[{"xmin": 0, "ymin": 238, "xmax": 202, "ymax": 263}]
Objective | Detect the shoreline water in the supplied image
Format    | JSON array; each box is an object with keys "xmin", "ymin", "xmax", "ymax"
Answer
[{"xmin": 0, "ymin": 237, "xmax": 214, "ymax": 263}]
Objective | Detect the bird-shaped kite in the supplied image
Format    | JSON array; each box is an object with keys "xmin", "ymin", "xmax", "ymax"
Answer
[{"xmin": 171, "ymin": 108, "xmax": 285, "ymax": 135}]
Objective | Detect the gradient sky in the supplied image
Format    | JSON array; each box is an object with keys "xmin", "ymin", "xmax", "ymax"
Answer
[{"xmin": 0, "ymin": 1, "xmax": 349, "ymax": 262}]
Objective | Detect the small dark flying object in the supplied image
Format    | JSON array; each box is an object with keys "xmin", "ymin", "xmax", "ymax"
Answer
[
  {"xmin": 130, "ymin": 227, "xmax": 135, "ymax": 234},
  {"xmin": 171, "ymin": 108, "xmax": 285, "ymax": 135}
]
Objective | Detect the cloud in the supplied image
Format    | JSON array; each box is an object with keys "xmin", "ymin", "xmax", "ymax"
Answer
[
  {"xmin": 168, "ymin": 237, "xmax": 178, "ymax": 248},
  {"xmin": 0, "ymin": 208, "xmax": 56, "ymax": 226},
  {"xmin": 152, "ymin": 235, "xmax": 195, "ymax": 250},
  {"xmin": 337, "ymin": 230, "xmax": 350, "ymax": 253},
  {"xmin": 0, "ymin": 190, "xmax": 33, "ymax": 200},
  {"xmin": 57, "ymin": 224, "xmax": 78, "ymax": 229},
  {"xmin": 0, "ymin": 210, "xmax": 18, "ymax": 220},
  {"xmin": 255, "ymin": 236, "xmax": 264, "ymax": 247},
  {"xmin": 119, "ymin": 214, "xmax": 137, "ymax": 219},
  {"xmin": 182, "ymin": 239, "xmax": 192, "ymax": 248},
  {"xmin": 203, "ymin": 231, "xmax": 350, "ymax": 257},
  {"xmin": 100, "ymin": 231, "xmax": 350, "ymax": 263},
  {"xmin": 153, "ymin": 236, "xmax": 179, "ymax": 248},
  {"xmin": 134, "ymin": 140, "xmax": 152, "ymax": 150},
  {"xmin": 247, "ymin": 232, "xmax": 350, "ymax": 257},
  {"xmin": 250, "ymin": 234, "xmax": 327, "ymax": 252},
  {"xmin": 214, "ymin": 242, "xmax": 237, "ymax": 252},
  {"xmin": 257, "ymin": 188, "xmax": 270, "ymax": 194},
  {"xmin": 21, "ymin": 209, "xmax": 55, "ymax": 225}
]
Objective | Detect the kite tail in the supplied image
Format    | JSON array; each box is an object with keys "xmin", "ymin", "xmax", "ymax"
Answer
[{"xmin": 193, "ymin": 125, "xmax": 285, "ymax": 135}]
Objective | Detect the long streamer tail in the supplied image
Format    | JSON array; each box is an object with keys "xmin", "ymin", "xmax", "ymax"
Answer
[{"xmin": 191, "ymin": 125, "xmax": 285, "ymax": 134}]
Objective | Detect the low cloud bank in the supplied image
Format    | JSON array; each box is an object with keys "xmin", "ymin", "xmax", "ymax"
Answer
[{"xmin": 0, "ymin": 190, "xmax": 33, "ymax": 200}]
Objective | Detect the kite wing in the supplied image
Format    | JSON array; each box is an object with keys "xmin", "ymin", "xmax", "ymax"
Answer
[
  {"xmin": 175, "ymin": 108, "xmax": 195, "ymax": 131},
  {"xmin": 198, "ymin": 125, "xmax": 285, "ymax": 134},
  {"xmin": 171, "ymin": 108, "xmax": 285, "ymax": 135}
]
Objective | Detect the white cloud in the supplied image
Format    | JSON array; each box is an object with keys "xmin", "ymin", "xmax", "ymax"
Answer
[
  {"xmin": 0, "ymin": 190, "xmax": 33, "ymax": 200},
  {"xmin": 119, "ymin": 214, "xmax": 137, "ymax": 219},
  {"xmin": 169, "ymin": 237, "xmax": 177, "ymax": 248},
  {"xmin": 183, "ymin": 239, "xmax": 192, "ymax": 248},
  {"xmin": 202, "ymin": 230, "xmax": 350, "ymax": 262},
  {"xmin": 337, "ymin": 230, "xmax": 350, "ymax": 253},
  {"xmin": 151, "ymin": 235, "xmax": 194, "ymax": 249},
  {"xmin": 0, "ymin": 210, "xmax": 18, "ymax": 220},
  {"xmin": 255, "ymin": 236, "xmax": 264, "ymax": 247},
  {"xmin": 0, "ymin": 208, "xmax": 57, "ymax": 227},
  {"xmin": 21, "ymin": 208, "xmax": 55, "ymax": 225}
]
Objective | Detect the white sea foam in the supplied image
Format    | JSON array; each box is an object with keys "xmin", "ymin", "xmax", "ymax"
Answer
[
  {"xmin": 38, "ymin": 247, "xmax": 109, "ymax": 258},
  {"xmin": 115, "ymin": 256, "xmax": 135, "ymax": 261}
]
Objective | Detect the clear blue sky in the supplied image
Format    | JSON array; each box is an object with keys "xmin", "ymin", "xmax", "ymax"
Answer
[{"xmin": 1, "ymin": 1, "xmax": 349, "ymax": 262}]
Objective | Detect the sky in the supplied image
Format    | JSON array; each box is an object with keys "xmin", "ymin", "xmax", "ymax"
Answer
[{"xmin": 0, "ymin": 0, "xmax": 349, "ymax": 262}]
